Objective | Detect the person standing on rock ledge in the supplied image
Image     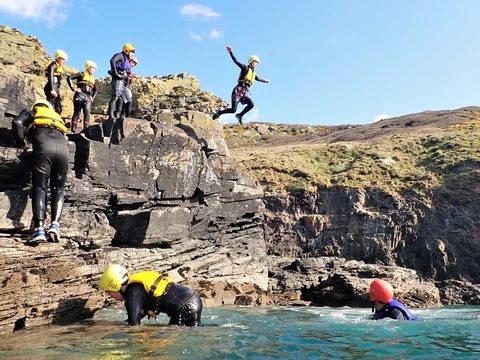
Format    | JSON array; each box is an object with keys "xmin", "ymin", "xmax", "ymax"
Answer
[
  {"xmin": 100, "ymin": 264, "xmax": 203, "ymax": 326},
  {"xmin": 106, "ymin": 43, "xmax": 135, "ymax": 136},
  {"xmin": 11, "ymin": 99, "xmax": 69, "ymax": 245},
  {"xmin": 212, "ymin": 46, "xmax": 269, "ymax": 125},
  {"xmin": 66, "ymin": 60, "xmax": 98, "ymax": 133},
  {"xmin": 369, "ymin": 279, "xmax": 420, "ymax": 320},
  {"xmin": 44, "ymin": 49, "xmax": 68, "ymax": 115}
]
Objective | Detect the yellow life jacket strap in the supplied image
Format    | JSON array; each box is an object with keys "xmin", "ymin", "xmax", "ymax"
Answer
[
  {"xmin": 26, "ymin": 113, "xmax": 67, "ymax": 135},
  {"xmin": 141, "ymin": 276, "xmax": 173, "ymax": 318}
]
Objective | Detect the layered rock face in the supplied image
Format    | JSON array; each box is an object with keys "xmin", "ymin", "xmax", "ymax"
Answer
[{"xmin": 0, "ymin": 26, "xmax": 447, "ymax": 335}]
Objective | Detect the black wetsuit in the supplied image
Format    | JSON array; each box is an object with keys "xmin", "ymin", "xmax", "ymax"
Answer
[
  {"xmin": 124, "ymin": 283, "xmax": 202, "ymax": 326},
  {"xmin": 12, "ymin": 110, "xmax": 69, "ymax": 229},
  {"xmin": 107, "ymin": 52, "xmax": 130, "ymax": 120},
  {"xmin": 67, "ymin": 72, "xmax": 98, "ymax": 132},
  {"xmin": 44, "ymin": 62, "xmax": 63, "ymax": 114},
  {"xmin": 217, "ymin": 52, "xmax": 267, "ymax": 118}
]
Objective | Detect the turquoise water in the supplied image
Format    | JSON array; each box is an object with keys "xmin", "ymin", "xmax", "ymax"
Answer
[{"xmin": 1, "ymin": 306, "xmax": 480, "ymax": 359}]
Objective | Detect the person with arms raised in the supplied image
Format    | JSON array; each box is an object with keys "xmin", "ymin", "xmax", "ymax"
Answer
[{"xmin": 212, "ymin": 46, "xmax": 269, "ymax": 125}]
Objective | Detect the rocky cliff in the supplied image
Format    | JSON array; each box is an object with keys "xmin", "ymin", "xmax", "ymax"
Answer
[{"xmin": 0, "ymin": 25, "xmax": 458, "ymax": 335}]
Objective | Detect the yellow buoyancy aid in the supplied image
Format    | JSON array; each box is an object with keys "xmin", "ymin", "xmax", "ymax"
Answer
[
  {"xmin": 128, "ymin": 272, "xmax": 173, "ymax": 298},
  {"xmin": 76, "ymin": 71, "xmax": 95, "ymax": 88},
  {"xmin": 238, "ymin": 67, "xmax": 256, "ymax": 87},
  {"xmin": 44, "ymin": 60, "xmax": 64, "ymax": 78},
  {"xmin": 26, "ymin": 106, "xmax": 67, "ymax": 135}
]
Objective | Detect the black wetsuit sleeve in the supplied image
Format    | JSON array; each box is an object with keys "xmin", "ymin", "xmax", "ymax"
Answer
[
  {"xmin": 91, "ymin": 84, "xmax": 97, "ymax": 100},
  {"xmin": 46, "ymin": 62, "xmax": 58, "ymax": 87},
  {"xmin": 255, "ymin": 74, "xmax": 267, "ymax": 83},
  {"xmin": 110, "ymin": 53, "xmax": 125, "ymax": 75},
  {"xmin": 124, "ymin": 283, "xmax": 147, "ymax": 325},
  {"xmin": 390, "ymin": 309, "xmax": 406, "ymax": 320},
  {"xmin": 11, "ymin": 110, "xmax": 34, "ymax": 148},
  {"xmin": 66, "ymin": 72, "xmax": 84, "ymax": 91},
  {"xmin": 229, "ymin": 52, "xmax": 244, "ymax": 69}
]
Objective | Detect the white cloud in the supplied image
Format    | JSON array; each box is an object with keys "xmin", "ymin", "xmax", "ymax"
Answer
[
  {"xmin": 188, "ymin": 28, "xmax": 222, "ymax": 41},
  {"xmin": 188, "ymin": 30, "xmax": 203, "ymax": 41},
  {"xmin": 180, "ymin": 3, "xmax": 220, "ymax": 20},
  {"xmin": 209, "ymin": 29, "xmax": 222, "ymax": 39},
  {"xmin": 374, "ymin": 114, "xmax": 389, "ymax": 122},
  {"xmin": 0, "ymin": 0, "xmax": 68, "ymax": 26}
]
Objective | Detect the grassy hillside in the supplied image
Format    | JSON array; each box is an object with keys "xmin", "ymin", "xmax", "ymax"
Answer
[{"xmin": 222, "ymin": 112, "xmax": 480, "ymax": 195}]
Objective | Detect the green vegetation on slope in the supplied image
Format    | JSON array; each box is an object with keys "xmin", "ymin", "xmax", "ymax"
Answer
[{"xmin": 230, "ymin": 125, "xmax": 480, "ymax": 195}]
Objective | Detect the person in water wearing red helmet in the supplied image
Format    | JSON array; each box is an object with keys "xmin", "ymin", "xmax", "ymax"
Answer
[
  {"xmin": 212, "ymin": 46, "xmax": 269, "ymax": 125},
  {"xmin": 369, "ymin": 278, "xmax": 420, "ymax": 320},
  {"xmin": 99, "ymin": 264, "xmax": 202, "ymax": 326}
]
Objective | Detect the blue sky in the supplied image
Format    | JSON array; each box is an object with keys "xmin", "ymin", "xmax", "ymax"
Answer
[{"xmin": 0, "ymin": 1, "xmax": 480, "ymax": 126}]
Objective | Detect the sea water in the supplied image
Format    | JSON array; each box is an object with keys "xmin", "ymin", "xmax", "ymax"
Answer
[{"xmin": 0, "ymin": 305, "xmax": 480, "ymax": 359}]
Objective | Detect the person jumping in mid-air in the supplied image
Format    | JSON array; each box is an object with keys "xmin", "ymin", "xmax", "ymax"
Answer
[{"xmin": 212, "ymin": 46, "xmax": 269, "ymax": 125}]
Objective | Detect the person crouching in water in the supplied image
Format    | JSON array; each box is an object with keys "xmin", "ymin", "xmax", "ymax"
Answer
[
  {"xmin": 11, "ymin": 100, "xmax": 69, "ymax": 245},
  {"xmin": 66, "ymin": 61, "xmax": 98, "ymax": 133},
  {"xmin": 44, "ymin": 49, "xmax": 68, "ymax": 115},
  {"xmin": 369, "ymin": 278, "xmax": 420, "ymax": 320},
  {"xmin": 99, "ymin": 264, "xmax": 203, "ymax": 326},
  {"xmin": 212, "ymin": 46, "xmax": 269, "ymax": 125}
]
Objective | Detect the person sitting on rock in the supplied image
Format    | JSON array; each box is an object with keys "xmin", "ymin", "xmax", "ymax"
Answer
[
  {"xmin": 99, "ymin": 264, "xmax": 203, "ymax": 326},
  {"xmin": 212, "ymin": 46, "xmax": 269, "ymax": 125},
  {"xmin": 66, "ymin": 60, "xmax": 98, "ymax": 133},
  {"xmin": 11, "ymin": 99, "xmax": 69, "ymax": 245},
  {"xmin": 44, "ymin": 49, "xmax": 68, "ymax": 114},
  {"xmin": 369, "ymin": 278, "xmax": 420, "ymax": 320}
]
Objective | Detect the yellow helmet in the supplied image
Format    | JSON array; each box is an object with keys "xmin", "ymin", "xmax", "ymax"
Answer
[
  {"xmin": 122, "ymin": 43, "xmax": 135, "ymax": 54},
  {"xmin": 54, "ymin": 49, "xmax": 68, "ymax": 60},
  {"xmin": 85, "ymin": 60, "xmax": 97, "ymax": 70},
  {"xmin": 248, "ymin": 55, "xmax": 260, "ymax": 64},
  {"xmin": 99, "ymin": 264, "xmax": 129, "ymax": 292},
  {"xmin": 31, "ymin": 99, "xmax": 53, "ymax": 111}
]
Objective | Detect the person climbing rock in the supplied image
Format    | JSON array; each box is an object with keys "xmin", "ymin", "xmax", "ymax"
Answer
[{"xmin": 11, "ymin": 99, "xmax": 69, "ymax": 245}]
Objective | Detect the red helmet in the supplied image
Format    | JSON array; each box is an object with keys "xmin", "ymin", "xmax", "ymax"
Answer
[{"xmin": 370, "ymin": 279, "xmax": 394, "ymax": 303}]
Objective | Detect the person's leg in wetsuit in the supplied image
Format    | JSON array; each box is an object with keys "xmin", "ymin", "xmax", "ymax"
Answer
[
  {"xmin": 71, "ymin": 95, "xmax": 84, "ymax": 133},
  {"xmin": 160, "ymin": 285, "xmax": 202, "ymax": 326},
  {"xmin": 28, "ymin": 128, "xmax": 68, "ymax": 244},
  {"xmin": 236, "ymin": 97, "xmax": 254, "ymax": 119},
  {"xmin": 44, "ymin": 82, "xmax": 63, "ymax": 115}
]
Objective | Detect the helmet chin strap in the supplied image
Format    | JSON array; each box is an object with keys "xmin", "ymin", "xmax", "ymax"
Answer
[
  {"xmin": 119, "ymin": 289, "xmax": 125, "ymax": 298},
  {"xmin": 371, "ymin": 302, "xmax": 375, "ymax": 313}
]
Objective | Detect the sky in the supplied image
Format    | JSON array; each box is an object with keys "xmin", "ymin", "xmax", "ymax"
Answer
[{"xmin": 1, "ymin": 1, "xmax": 480, "ymax": 126}]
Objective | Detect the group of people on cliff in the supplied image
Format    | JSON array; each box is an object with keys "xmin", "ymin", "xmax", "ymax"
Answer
[
  {"xmin": 11, "ymin": 44, "xmax": 138, "ymax": 246},
  {"xmin": 43, "ymin": 44, "xmax": 138, "ymax": 134}
]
